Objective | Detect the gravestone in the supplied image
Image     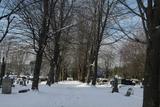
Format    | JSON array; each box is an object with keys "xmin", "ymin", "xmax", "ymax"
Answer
[
  {"xmin": 19, "ymin": 77, "xmax": 27, "ymax": 86},
  {"xmin": 22, "ymin": 77, "xmax": 27, "ymax": 86},
  {"xmin": 19, "ymin": 80, "xmax": 23, "ymax": 85},
  {"xmin": 125, "ymin": 88, "xmax": 134, "ymax": 96},
  {"xmin": 2, "ymin": 77, "xmax": 12, "ymax": 94},
  {"xmin": 112, "ymin": 77, "xmax": 119, "ymax": 93}
]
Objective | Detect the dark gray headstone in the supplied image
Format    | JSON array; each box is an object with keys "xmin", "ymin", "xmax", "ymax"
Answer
[
  {"xmin": 20, "ymin": 80, "xmax": 23, "ymax": 85},
  {"xmin": 112, "ymin": 77, "xmax": 119, "ymax": 93},
  {"xmin": 2, "ymin": 77, "xmax": 12, "ymax": 94},
  {"xmin": 125, "ymin": 88, "xmax": 134, "ymax": 96}
]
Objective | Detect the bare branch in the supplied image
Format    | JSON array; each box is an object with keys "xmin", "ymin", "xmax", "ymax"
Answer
[
  {"xmin": 136, "ymin": 0, "xmax": 149, "ymax": 42},
  {"xmin": 118, "ymin": 0, "xmax": 146, "ymax": 20},
  {"xmin": 0, "ymin": 15, "xmax": 15, "ymax": 43},
  {"xmin": 101, "ymin": 36, "xmax": 123, "ymax": 45},
  {"xmin": 113, "ymin": 17, "xmax": 147, "ymax": 44}
]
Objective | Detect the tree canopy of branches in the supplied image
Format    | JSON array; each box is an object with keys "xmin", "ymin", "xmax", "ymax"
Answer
[
  {"xmin": 3, "ymin": 1, "xmax": 159, "ymax": 107},
  {"xmin": 0, "ymin": 0, "xmax": 25, "ymax": 43},
  {"xmin": 120, "ymin": 41, "xmax": 146, "ymax": 79},
  {"xmin": 16, "ymin": 0, "xmax": 50, "ymax": 90},
  {"xmin": 118, "ymin": 0, "xmax": 160, "ymax": 107}
]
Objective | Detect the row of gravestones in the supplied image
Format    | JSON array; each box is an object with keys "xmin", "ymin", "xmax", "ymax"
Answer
[
  {"xmin": 16, "ymin": 78, "xmax": 28, "ymax": 86},
  {"xmin": 111, "ymin": 77, "xmax": 134, "ymax": 97},
  {"xmin": 1, "ymin": 76, "xmax": 29, "ymax": 94}
]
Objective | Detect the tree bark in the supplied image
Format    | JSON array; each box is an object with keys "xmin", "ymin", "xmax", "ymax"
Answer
[
  {"xmin": 31, "ymin": 48, "xmax": 43, "ymax": 90},
  {"xmin": 86, "ymin": 64, "xmax": 93, "ymax": 84},
  {"xmin": 86, "ymin": 46, "xmax": 95, "ymax": 84},
  {"xmin": 92, "ymin": 49, "xmax": 98, "ymax": 85},
  {"xmin": 143, "ymin": 30, "xmax": 160, "ymax": 107},
  {"xmin": 47, "ymin": 61, "xmax": 55, "ymax": 86},
  {"xmin": 81, "ymin": 64, "xmax": 86, "ymax": 83},
  {"xmin": 55, "ymin": 56, "xmax": 61, "ymax": 82},
  {"xmin": 0, "ymin": 57, "xmax": 6, "ymax": 86},
  {"xmin": 47, "ymin": 34, "xmax": 60, "ymax": 84}
]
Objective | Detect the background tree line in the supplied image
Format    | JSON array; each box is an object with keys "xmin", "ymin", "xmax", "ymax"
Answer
[{"xmin": 0, "ymin": 0, "xmax": 159, "ymax": 107}]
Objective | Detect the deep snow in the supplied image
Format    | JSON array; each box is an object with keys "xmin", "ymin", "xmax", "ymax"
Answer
[{"xmin": 0, "ymin": 81, "xmax": 143, "ymax": 107}]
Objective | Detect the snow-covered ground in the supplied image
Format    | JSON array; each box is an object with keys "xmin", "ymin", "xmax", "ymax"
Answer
[{"xmin": 0, "ymin": 81, "xmax": 143, "ymax": 107}]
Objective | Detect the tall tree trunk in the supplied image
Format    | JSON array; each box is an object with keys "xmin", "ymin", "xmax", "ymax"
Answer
[
  {"xmin": 47, "ymin": 35, "xmax": 60, "ymax": 84},
  {"xmin": 92, "ymin": 48, "xmax": 98, "ymax": 85},
  {"xmin": 31, "ymin": 0, "xmax": 49, "ymax": 90},
  {"xmin": 55, "ymin": 56, "xmax": 61, "ymax": 82},
  {"xmin": 86, "ymin": 45, "xmax": 95, "ymax": 84},
  {"xmin": 64, "ymin": 70, "xmax": 67, "ymax": 80},
  {"xmin": 86, "ymin": 65, "xmax": 92, "ymax": 84},
  {"xmin": 47, "ymin": 61, "xmax": 55, "ymax": 86},
  {"xmin": 143, "ymin": 30, "xmax": 160, "ymax": 107},
  {"xmin": 31, "ymin": 48, "xmax": 43, "ymax": 90},
  {"xmin": 0, "ymin": 57, "xmax": 6, "ymax": 86},
  {"xmin": 52, "ymin": 38, "xmax": 60, "ymax": 83},
  {"xmin": 81, "ymin": 64, "xmax": 86, "ymax": 83}
]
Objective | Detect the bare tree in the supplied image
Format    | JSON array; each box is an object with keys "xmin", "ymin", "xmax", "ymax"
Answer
[
  {"xmin": 16, "ymin": 0, "xmax": 50, "ymax": 90},
  {"xmin": 119, "ymin": 41, "xmax": 146, "ymax": 79},
  {"xmin": 47, "ymin": 0, "xmax": 75, "ymax": 85},
  {"xmin": 8, "ymin": 44, "xmax": 30, "ymax": 76},
  {"xmin": 118, "ymin": 0, "xmax": 160, "ymax": 107},
  {"xmin": 87, "ymin": 0, "xmax": 120, "ymax": 85},
  {"xmin": 99, "ymin": 48, "xmax": 115, "ymax": 78},
  {"xmin": 69, "ymin": 0, "xmax": 122, "ymax": 84},
  {"xmin": 0, "ymin": 37, "xmax": 13, "ymax": 86},
  {"xmin": 31, "ymin": 0, "xmax": 50, "ymax": 90}
]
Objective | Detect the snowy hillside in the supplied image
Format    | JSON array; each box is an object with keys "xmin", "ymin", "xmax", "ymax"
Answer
[{"xmin": 0, "ymin": 81, "xmax": 143, "ymax": 107}]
